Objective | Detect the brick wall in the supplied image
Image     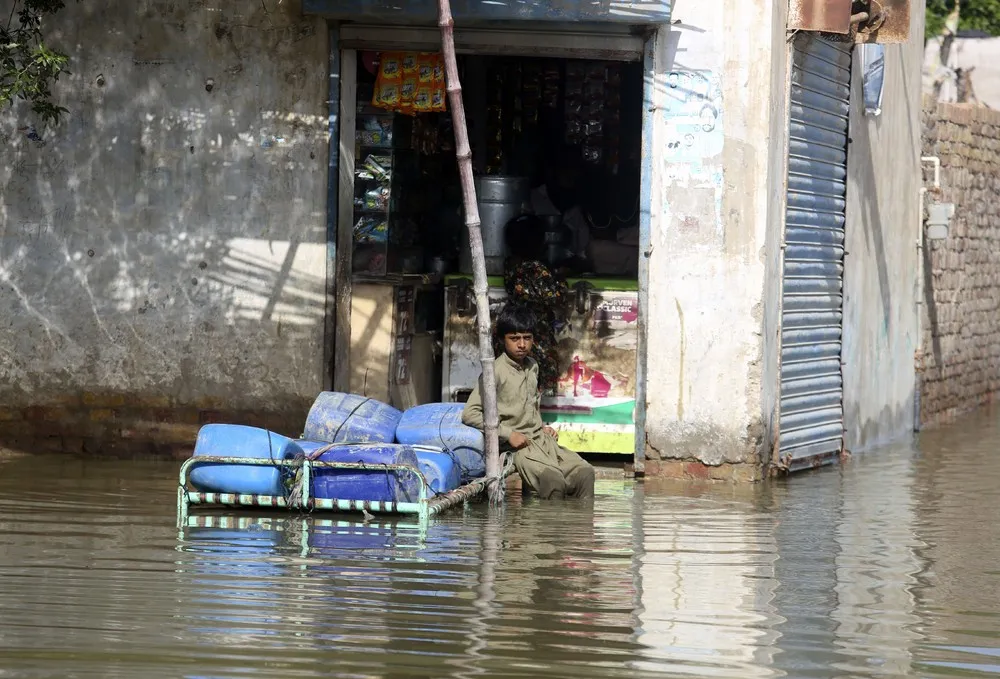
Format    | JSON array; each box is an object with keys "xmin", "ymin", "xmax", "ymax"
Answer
[{"xmin": 919, "ymin": 98, "xmax": 1000, "ymax": 425}]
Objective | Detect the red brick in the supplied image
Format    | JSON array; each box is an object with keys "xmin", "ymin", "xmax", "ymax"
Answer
[{"xmin": 684, "ymin": 461, "xmax": 712, "ymax": 479}]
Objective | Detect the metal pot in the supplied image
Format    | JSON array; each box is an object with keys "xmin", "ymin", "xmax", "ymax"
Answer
[
  {"xmin": 458, "ymin": 176, "xmax": 530, "ymax": 276},
  {"xmin": 541, "ymin": 214, "xmax": 571, "ymax": 269}
]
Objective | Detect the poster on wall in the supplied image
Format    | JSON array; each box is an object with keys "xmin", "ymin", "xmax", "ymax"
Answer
[{"xmin": 443, "ymin": 286, "xmax": 639, "ymax": 453}]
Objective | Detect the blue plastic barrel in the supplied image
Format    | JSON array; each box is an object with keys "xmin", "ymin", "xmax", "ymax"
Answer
[
  {"xmin": 294, "ymin": 441, "xmax": 422, "ymax": 503},
  {"xmin": 414, "ymin": 447, "xmax": 462, "ymax": 495},
  {"xmin": 189, "ymin": 424, "xmax": 297, "ymax": 495},
  {"xmin": 302, "ymin": 392, "xmax": 402, "ymax": 444},
  {"xmin": 394, "ymin": 403, "xmax": 486, "ymax": 481}
]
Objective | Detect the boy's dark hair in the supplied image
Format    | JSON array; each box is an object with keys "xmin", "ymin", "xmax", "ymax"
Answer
[{"xmin": 495, "ymin": 303, "xmax": 537, "ymax": 342}]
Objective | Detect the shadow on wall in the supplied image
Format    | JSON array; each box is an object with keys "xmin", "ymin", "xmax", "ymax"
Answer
[
  {"xmin": 853, "ymin": 52, "xmax": 921, "ymax": 337},
  {"xmin": 0, "ymin": 0, "xmax": 330, "ymax": 410}
]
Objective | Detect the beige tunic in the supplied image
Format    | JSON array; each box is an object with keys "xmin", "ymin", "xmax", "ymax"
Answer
[{"xmin": 462, "ymin": 353, "xmax": 594, "ymax": 499}]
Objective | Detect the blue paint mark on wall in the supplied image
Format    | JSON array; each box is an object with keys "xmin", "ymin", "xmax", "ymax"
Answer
[{"xmin": 17, "ymin": 124, "xmax": 46, "ymax": 148}]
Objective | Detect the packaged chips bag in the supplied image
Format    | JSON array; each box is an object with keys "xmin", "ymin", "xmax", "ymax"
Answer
[{"xmin": 373, "ymin": 51, "xmax": 446, "ymax": 115}]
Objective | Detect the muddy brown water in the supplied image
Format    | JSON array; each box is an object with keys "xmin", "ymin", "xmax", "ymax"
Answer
[{"xmin": 1, "ymin": 409, "xmax": 999, "ymax": 678}]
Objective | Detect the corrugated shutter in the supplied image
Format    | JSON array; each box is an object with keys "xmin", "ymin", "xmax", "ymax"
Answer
[{"xmin": 779, "ymin": 35, "xmax": 853, "ymax": 471}]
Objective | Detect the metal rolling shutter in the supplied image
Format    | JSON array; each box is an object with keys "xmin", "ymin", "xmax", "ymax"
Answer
[{"xmin": 779, "ymin": 35, "xmax": 853, "ymax": 471}]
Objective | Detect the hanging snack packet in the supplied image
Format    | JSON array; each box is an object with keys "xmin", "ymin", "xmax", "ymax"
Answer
[
  {"xmin": 374, "ymin": 82, "xmax": 400, "ymax": 109},
  {"xmin": 381, "ymin": 53, "xmax": 402, "ymax": 79},
  {"xmin": 387, "ymin": 51, "xmax": 418, "ymax": 115},
  {"xmin": 402, "ymin": 53, "xmax": 419, "ymax": 76},
  {"xmin": 413, "ymin": 53, "xmax": 447, "ymax": 113},
  {"xmin": 400, "ymin": 77, "xmax": 418, "ymax": 115},
  {"xmin": 432, "ymin": 87, "xmax": 446, "ymax": 112},
  {"xmin": 414, "ymin": 86, "xmax": 434, "ymax": 113},
  {"xmin": 418, "ymin": 53, "xmax": 436, "ymax": 84},
  {"xmin": 372, "ymin": 52, "xmax": 403, "ymax": 110}
]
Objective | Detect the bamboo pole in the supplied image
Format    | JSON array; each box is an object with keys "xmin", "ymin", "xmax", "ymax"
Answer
[{"xmin": 438, "ymin": 0, "xmax": 503, "ymax": 502}]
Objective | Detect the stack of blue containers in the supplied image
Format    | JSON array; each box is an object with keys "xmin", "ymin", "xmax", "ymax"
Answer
[{"xmin": 188, "ymin": 393, "xmax": 487, "ymax": 503}]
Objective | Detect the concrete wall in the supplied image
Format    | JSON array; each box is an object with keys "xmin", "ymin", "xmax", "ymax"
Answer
[
  {"xmin": 918, "ymin": 101, "xmax": 1000, "ymax": 425},
  {"xmin": 841, "ymin": 4, "xmax": 925, "ymax": 451},
  {"xmin": 0, "ymin": 0, "xmax": 330, "ymax": 456},
  {"xmin": 642, "ymin": 0, "xmax": 786, "ymax": 481}
]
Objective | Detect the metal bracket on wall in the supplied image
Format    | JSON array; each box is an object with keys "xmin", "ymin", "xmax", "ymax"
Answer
[{"xmin": 787, "ymin": 0, "xmax": 911, "ymax": 44}]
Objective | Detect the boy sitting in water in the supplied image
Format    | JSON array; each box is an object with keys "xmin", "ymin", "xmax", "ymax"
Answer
[{"xmin": 462, "ymin": 304, "xmax": 595, "ymax": 500}]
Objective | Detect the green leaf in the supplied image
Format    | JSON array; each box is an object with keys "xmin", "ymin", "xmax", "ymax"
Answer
[
  {"xmin": 927, "ymin": 0, "xmax": 1000, "ymax": 40},
  {"xmin": 1, "ymin": 0, "xmax": 75, "ymax": 124}
]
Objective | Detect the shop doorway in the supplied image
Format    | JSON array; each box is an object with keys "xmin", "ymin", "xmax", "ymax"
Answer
[{"xmin": 335, "ymin": 36, "xmax": 648, "ymax": 460}]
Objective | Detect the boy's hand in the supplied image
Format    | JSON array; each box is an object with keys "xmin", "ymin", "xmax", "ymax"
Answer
[
  {"xmin": 508, "ymin": 431, "xmax": 530, "ymax": 450},
  {"xmin": 543, "ymin": 426, "xmax": 558, "ymax": 439}
]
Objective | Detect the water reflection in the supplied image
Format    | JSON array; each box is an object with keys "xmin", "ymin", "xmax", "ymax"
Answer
[
  {"xmin": 635, "ymin": 481, "xmax": 780, "ymax": 677},
  {"xmin": 912, "ymin": 408, "xmax": 1000, "ymax": 676},
  {"xmin": 1, "ymin": 410, "xmax": 1000, "ymax": 677}
]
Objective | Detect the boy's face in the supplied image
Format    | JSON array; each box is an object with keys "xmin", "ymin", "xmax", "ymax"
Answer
[{"xmin": 503, "ymin": 332, "xmax": 534, "ymax": 363}]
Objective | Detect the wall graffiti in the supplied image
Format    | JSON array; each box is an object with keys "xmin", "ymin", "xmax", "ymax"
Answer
[{"xmin": 656, "ymin": 69, "xmax": 726, "ymax": 245}]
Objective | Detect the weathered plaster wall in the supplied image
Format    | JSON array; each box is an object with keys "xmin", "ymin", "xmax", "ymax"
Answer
[
  {"xmin": 760, "ymin": 0, "xmax": 791, "ymax": 474},
  {"xmin": 0, "ymin": 0, "xmax": 329, "ymax": 455},
  {"xmin": 841, "ymin": 5, "xmax": 925, "ymax": 452},
  {"xmin": 918, "ymin": 101, "xmax": 1000, "ymax": 425},
  {"xmin": 643, "ymin": 0, "xmax": 784, "ymax": 480}
]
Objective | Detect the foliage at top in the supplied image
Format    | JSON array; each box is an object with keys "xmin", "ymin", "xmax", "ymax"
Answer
[
  {"xmin": 1, "ymin": 0, "xmax": 71, "ymax": 124},
  {"xmin": 926, "ymin": 0, "xmax": 1000, "ymax": 40}
]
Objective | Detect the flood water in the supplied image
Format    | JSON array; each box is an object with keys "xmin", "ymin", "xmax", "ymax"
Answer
[{"xmin": 2, "ymin": 410, "xmax": 1000, "ymax": 678}]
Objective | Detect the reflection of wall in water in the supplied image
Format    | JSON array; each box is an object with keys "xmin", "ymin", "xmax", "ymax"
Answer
[
  {"xmin": 632, "ymin": 483, "xmax": 780, "ymax": 677},
  {"xmin": 912, "ymin": 421, "xmax": 1000, "ymax": 657},
  {"xmin": 831, "ymin": 454, "xmax": 920, "ymax": 676}
]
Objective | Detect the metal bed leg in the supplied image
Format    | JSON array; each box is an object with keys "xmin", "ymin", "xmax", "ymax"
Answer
[{"xmin": 176, "ymin": 484, "xmax": 188, "ymax": 528}]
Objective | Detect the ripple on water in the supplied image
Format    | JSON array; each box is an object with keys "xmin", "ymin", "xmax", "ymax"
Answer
[{"xmin": 1, "ymin": 416, "xmax": 1000, "ymax": 678}]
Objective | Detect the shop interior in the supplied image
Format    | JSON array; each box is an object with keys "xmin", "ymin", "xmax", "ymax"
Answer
[
  {"xmin": 346, "ymin": 49, "xmax": 643, "ymax": 434},
  {"xmin": 351, "ymin": 51, "xmax": 643, "ymax": 280}
]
